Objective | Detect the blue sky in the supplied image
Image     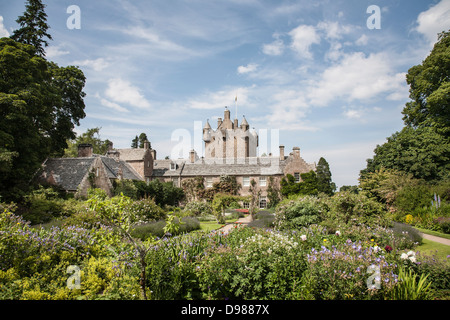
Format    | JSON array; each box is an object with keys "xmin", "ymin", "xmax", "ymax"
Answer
[{"xmin": 1, "ymin": 0, "xmax": 449, "ymax": 187}]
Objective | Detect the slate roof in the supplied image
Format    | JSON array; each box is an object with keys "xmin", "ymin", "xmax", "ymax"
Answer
[
  {"xmin": 39, "ymin": 157, "xmax": 95, "ymax": 191},
  {"xmin": 101, "ymin": 156, "xmax": 142, "ymax": 180},
  {"xmin": 38, "ymin": 156, "xmax": 143, "ymax": 192},
  {"xmin": 152, "ymin": 157, "xmax": 285, "ymax": 178},
  {"xmin": 115, "ymin": 148, "xmax": 148, "ymax": 161}
]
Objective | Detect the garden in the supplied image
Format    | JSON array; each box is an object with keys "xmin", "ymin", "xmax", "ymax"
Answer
[{"xmin": 1, "ymin": 173, "xmax": 449, "ymax": 300}]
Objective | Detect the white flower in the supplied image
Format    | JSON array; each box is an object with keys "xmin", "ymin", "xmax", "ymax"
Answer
[
  {"xmin": 409, "ymin": 256, "xmax": 416, "ymax": 263},
  {"xmin": 335, "ymin": 230, "xmax": 341, "ymax": 236},
  {"xmin": 407, "ymin": 250, "xmax": 415, "ymax": 257},
  {"xmin": 400, "ymin": 253, "xmax": 408, "ymax": 260},
  {"xmin": 373, "ymin": 246, "xmax": 380, "ymax": 253},
  {"xmin": 301, "ymin": 235, "xmax": 307, "ymax": 241}
]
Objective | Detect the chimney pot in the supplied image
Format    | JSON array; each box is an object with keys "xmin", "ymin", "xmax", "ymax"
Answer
[
  {"xmin": 279, "ymin": 145, "xmax": 285, "ymax": 161},
  {"xmin": 78, "ymin": 144, "xmax": 93, "ymax": 157}
]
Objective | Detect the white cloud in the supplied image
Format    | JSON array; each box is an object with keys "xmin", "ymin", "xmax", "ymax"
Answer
[
  {"xmin": 415, "ymin": 0, "xmax": 450, "ymax": 45},
  {"xmin": 73, "ymin": 58, "xmax": 110, "ymax": 71},
  {"xmin": 355, "ymin": 34, "xmax": 369, "ymax": 46},
  {"xmin": 100, "ymin": 98, "xmax": 129, "ymax": 113},
  {"xmin": 123, "ymin": 26, "xmax": 195, "ymax": 56},
  {"xmin": 289, "ymin": 25, "xmax": 320, "ymax": 59},
  {"xmin": 0, "ymin": 16, "xmax": 9, "ymax": 37},
  {"xmin": 262, "ymin": 37, "xmax": 284, "ymax": 56},
  {"xmin": 187, "ymin": 86, "xmax": 251, "ymax": 110},
  {"xmin": 259, "ymin": 89, "xmax": 318, "ymax": 131},
  {"xmin": 302, "ymin": 141, "xmax": 383, "ymax": 187},
  {"xmin": 105, "ymin": 78, "xmax": 151, "ymax": 109},
  {"xmin": 45, "ymin": 46, "xmax": 70, "ymax": 58},
  {"xmin": 237, "ymin": 63, "xmax": 258, "ymax": 74},
  {"xmin": 317, "ymin": 21, "xmax": 352, "ymax": 40},
  {"xmin": 307, "ymin": 52, "xmax": 408, "ymax": 106},
  {"xmin": 343, "ymin": 108, "xmax": 363, "ymax": 120}
]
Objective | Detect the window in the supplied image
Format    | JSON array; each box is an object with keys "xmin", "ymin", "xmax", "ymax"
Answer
[
  {"xmin": 259, "ymin": 196, "xmax": 267, "ymax": 209},
  {"xmin": 206, "ymin": 177, "xmax": 213, "ymax": 188},
  {"xmin": 259, "ymin": 176, "xmax": 266, "ymax": 187},
  {"xmin": 294, "ymin": 172, "xmax": 300, "ymax": 183},
  {"xmin": 243, "ymin": 177, "xmax": 250, "ymax": 187},
  {"xmin": 172, "ymin": 177, "xmax": 179, "ymax": 186},
  {"xmin": 243, "ymin": 202, "xmax": 249, "ymax": 209},
  {"xmin": 170, "ymin": 162, "xmax": 176, "ymax": 171}
]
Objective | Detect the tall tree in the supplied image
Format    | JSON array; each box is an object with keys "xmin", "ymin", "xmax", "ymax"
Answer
[
  {"xmin": 138, "ymin": 132, "xmax": 149, "ymax": 148},
  {"xmin": 11, "ymin": 0, "xmax": 53, "ymax": 56},
  {"xmin": 362, "ymin": 31, "xmax": 450, "ymax": 182},
  {"xmin": 64, "ymin": 127, "xmax": 111, "ymax": 157},
  {"xmin": 402, "ymin": 31, "xmax": 450, "ymax": 137},
  {"xmin": 131, "ymin": 135, "xmax": 139, "ymax": 148},
  {"xmin": 316, "ymin": 157, "xmax": 336, "ymax": 195},
  {"xmin": 0, "ymin": 38, "xmax": 86, "ymax": 200}
]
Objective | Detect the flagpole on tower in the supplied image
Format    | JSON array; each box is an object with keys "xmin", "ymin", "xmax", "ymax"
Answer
[{"xmin": 235, "ymin": 93, "xmax": 238, "ymax": 120}]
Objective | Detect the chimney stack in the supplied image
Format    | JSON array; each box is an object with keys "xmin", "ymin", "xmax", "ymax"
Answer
[
  {"xmin": 144, "ymin": 140, "xmax": 150, "ymax": 150},
  {"xmin": 279, "ymin": 145, "xmax": 285, "ymax": 161},
  {"xmin": 190, "ymin": 150, "xmax": 196, "ymax": 163},
  {"xmin": 78, "ymin": 144, "xmax": 93, "ymax": 157},
  {"xmin": 217, "ymin": 117, "xmax": 222, "ymax": 128},
  {"xmin": 293, "ymin": 146, "xmax": 300, "ymax": 158}
]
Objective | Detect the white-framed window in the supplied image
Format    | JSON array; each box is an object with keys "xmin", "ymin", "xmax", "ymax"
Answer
[
  {"xmin": 259, "ymin": 196, "xmax": 267, "ymax": 209},
  {"xmin": 294, "ymin": 172, "xmax": 300, "ymax": 183},
  {"xmin": 243, "ymin": 176, "xmax": 250, "ymax": 187},
  {"xmin": 206, "ymin": 177, "xmax": 213, "ymax": 188},
  {"xmin": 172, "ymin": 177, "xmax": 179, "ymax": 186},
  {"xmin": 170, "ymin": 162, "xmax": 176, "ymax": 171},
  {"xmin": 259, "ymin": 176, "xmax": 266, "ymax": 187}
]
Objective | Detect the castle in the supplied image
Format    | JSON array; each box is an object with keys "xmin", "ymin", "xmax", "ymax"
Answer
[{"xmin": 37, "ymin": 107, "xmax": 316, "ymax": 208}]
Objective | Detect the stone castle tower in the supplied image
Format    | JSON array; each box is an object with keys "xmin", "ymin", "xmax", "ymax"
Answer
[{"xmin": 203, "ymin": 107, "xmax": 258, "ymax": 159}]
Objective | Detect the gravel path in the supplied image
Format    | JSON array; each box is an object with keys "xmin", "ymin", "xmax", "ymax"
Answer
[
  {"xmin": 219, "ymin": 214, "xmax": 254, "ymax": 234},
  {"xmin": 419, "ymin": 232, "xmax": 450, "ymax": 246}
]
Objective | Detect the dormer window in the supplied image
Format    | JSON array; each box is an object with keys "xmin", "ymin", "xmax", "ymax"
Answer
[{"xmin": 170, "ymin": 162, "xmax": 176, "ymax": 171}]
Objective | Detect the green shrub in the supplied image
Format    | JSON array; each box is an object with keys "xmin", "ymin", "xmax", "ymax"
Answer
[
  {"xmin": 183, "ymin": 201, "xmax": 213, "ymax": 217},
  {"xmin": 274, "ymin": 195, "xmax": 325, "ymax": 230},
  {"xmin": 130, "ymin": 217, "xmax": 200, "ymax": 240},
  {"xmin": 325, "ymin": 191, "xmax": 387, "ymax": 227},
  {"xmin": 127, "ymin": 198, "xmax": 166, "ymax": 223}
]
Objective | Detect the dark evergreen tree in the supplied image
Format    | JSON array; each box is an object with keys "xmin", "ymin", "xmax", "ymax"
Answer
[
  {"xmin": 316, "ymin": 157, "xmax": 336, "ymax": 195},
  {"xmin": 11, "ymin": 0, "xmax": 53, "ymax": 56},
  {"xmin": 131, "ymin": 135, "xmax": 139, "ymax": 148},
  {"xmin": 138, "ymin": 133, "xmax": 149, "ymax": 148}
]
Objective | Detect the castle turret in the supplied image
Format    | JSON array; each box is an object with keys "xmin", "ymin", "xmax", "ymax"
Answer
[
  {"xmin": 240, "ymin": 116, "xmax": 249, "ymax": 131},
  {"xmin": 203, "ymin": 120, "xmax": 211, "ymax": 142}
]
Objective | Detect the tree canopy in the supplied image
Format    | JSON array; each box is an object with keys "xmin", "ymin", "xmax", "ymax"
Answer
[
  {"xmin": 64, "ymin": 127, "xmax": 111, "ymax": 157},
  {"xmin": 0, "ymin": 2, "xmax": 86, "ymax": 200},
  {"xmin": 11, "ymin": 0, "xmax": 52, "ymax": 56},
  {"xmin": 316, "ymin": 157, "xmax": 336, "ymax": 196},
  {"xmin": 362, "ymin": 31, "xmax": 450, "ymax": 182}
]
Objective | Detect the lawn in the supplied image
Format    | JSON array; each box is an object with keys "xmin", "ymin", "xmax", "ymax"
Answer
[
  {"xmin": 416, "ymin": 238, "xmax": 450, "ymax": 261},
  {"xmin": 199, "ymin": 218, "xmax": 238, "ymax": 232}
]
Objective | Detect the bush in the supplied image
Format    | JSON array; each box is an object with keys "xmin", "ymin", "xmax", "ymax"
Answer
[
  {"xmin": 130, "ymin": 217, "xmax": 200, "ymax": 240},
  {"xmin": 127, "ymin": 198, "xmax": 166, "ymax": 223},
  {"xmin": 274, "ymin": 196, "xmax": 325, "ymax": 230},
  {"xmin": 183, "ymin": 201, "xmax": 213, "ymax": 217},
  {"xmin": 325, "ymin": 191, "xmax": 387, "ymax": 227}
]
